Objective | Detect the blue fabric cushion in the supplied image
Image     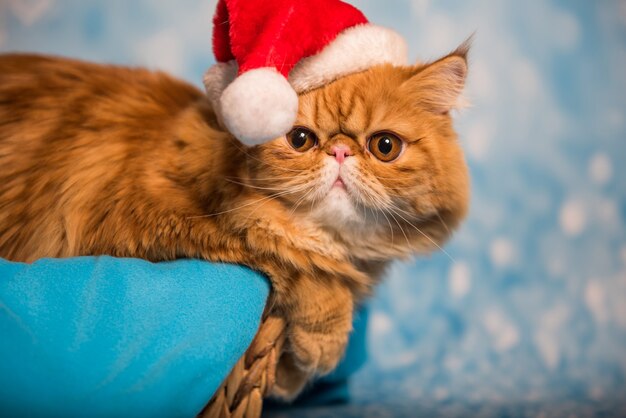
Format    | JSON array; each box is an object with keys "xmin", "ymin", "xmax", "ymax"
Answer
[{"xmin": 0, "ymin": 256, "xmax": 270, "ymax": 418}]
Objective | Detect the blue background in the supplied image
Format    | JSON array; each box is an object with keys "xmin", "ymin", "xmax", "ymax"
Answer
[{"xmin": 2, "ymin": 0, "xmax": 625, "ymax": 416}]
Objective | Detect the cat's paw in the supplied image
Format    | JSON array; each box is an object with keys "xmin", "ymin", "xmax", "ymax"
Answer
[
  {"xmin": 272, "ymin": 316, "xmax": 352, "ymax": 400},
  {"xmin": 288, "ymin": 319, "xmax": 350, "ymax": 374},
  {"xmin": 271, "ymin": 279, "xmax": 354, "ymax": 399}
]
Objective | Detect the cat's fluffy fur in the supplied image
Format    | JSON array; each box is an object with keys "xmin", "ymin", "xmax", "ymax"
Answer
[{"xmin": 0, "ymin": 48, "xmax": 470, "ymax": 397}]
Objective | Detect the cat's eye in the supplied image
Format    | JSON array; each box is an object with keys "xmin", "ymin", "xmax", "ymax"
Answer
[
  {"xmin": 367, "ymin": 132, "xmax": 403, "ymax": 162},
  {"xmin": 287, "ymin": 127, "xmax": 317, "ymax": 152}
]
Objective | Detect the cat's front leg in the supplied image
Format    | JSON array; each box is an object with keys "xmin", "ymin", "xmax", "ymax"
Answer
[
  {"xmin": 270, "ymin": 275, "xmax": 354, "ymax": 399},
  {"xmin": 184, "ymin": 215, "xmax": 366, "ymax": 398}
]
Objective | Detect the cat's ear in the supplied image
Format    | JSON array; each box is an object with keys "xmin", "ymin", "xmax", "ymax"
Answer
[{"xmin": 403, "ymin": 39, "xmax": 471, "ymax": 114}]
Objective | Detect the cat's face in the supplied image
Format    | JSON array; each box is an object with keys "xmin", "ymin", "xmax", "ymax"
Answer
[{"xmin": 248, "ymin": 51, "xmax": 470, "ymax": 260}]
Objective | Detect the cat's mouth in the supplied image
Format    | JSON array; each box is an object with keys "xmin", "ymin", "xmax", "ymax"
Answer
[{"xmin": 332, "ymin": 177, "xmax": 345, "ymax": 189}]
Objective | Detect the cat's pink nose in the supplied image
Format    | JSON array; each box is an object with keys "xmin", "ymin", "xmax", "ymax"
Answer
[{"xmin": 330, "ymin": 145, "xmax": 352, "ymax": 164}]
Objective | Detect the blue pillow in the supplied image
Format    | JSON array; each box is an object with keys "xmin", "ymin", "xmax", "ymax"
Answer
[{"xmin": 0, "ymin": 256, "xmax": 269, "ymax": 418}]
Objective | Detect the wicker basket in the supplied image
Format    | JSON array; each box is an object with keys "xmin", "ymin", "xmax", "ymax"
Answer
[{"xmin": 200, "ymin": 315, "xmax": 286, "ymax": 418}]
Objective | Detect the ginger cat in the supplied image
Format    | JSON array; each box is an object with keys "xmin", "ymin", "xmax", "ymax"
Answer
[{"xmin": 0, "ymin": 46, "xmax": 470, "ymax": 397}]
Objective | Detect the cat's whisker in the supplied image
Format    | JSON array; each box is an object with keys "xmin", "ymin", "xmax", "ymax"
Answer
[
  {"xmin": 386, "ymin": 205, "xmax": 456, "ymax": 263},
  {"xmin": 435, "ymin": 212, "xmax": 452, "ymax": 236},
  {"xmin": 245, "ymin": 181, "xmax": 318, "ymax": 224},
  {"xmin": 372, "ymin": 174, "xmax": 416, "ymax": 181},
  {"xmin": 386, "ymin": 201, "xmax": 428, "ymax": 223},
  {"xmin": 383, "ymin": 186, "xmax": 438, "ymax": 193},
  {"xmin": 258, "ymin": 163, "xmax": 310, "ymax": 174},
  {"xmin": 224, "ymin": 177, "xmax": 307, "ymax": 193},
  {"xmin": 366, "ymin": 203, "xmax": 380, "ymax": 226},
  {"xmin": 352, "ymin": 182, "xmax": 397, "ymax": 245},
  {"xmin": 244, "ymin": 190, "xmax": 294, "ymax": 224},
  {"xmin": 233, "ymin": 174, "xmax": 309, "ymax": 182},
  {"xmin": 288, "ymin": 186, "xmax": 316, "ymax": 219},
  {"xmin": 368, "ymin": 192, "xmax": 401, "ymax": 247},
  {"xmin": 384, "ymin": 189, "xmax": 445, "ymax": 202},
  {"xmin": 353, "ymin": 178, "xmax": 395, "ymax": 213},
  {"xmin": 187, "ymin": 188, "xmax": 300, "ymax": 219},
  {"xmin": 369, "ymin": 196, "xmax": 395, "ymax": 245},
  {"xmin": 307, "ymin": 183, "xmax": 324, "ymax": 217},
  {"xmin": 386, "ymin": 207, "xmax": 412, "ymax": 249},
  {"xmin": 381, "ymin": 184, "xmax": 437, "ymax": 193}
]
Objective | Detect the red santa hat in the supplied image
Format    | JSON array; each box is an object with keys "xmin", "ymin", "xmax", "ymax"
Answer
[{"xmin": 203, "ymin": 0, "xmax": 408, "ymax": 146}]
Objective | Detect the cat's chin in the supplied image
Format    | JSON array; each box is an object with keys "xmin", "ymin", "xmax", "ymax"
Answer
[
  {"xmin": 307, "ymin": 190, "xmax": 412, "ymax": 260},
  {"xmin": 310, "ymin": 187, "xmax": 364, "ymax": 232}
]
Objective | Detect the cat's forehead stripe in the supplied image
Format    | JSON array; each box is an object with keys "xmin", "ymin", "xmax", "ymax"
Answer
[{"xmin": 300, "ymin": 80, "xmax": 374, "ymax": 137}]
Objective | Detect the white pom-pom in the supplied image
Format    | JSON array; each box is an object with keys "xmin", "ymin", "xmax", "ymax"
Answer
[{"xmin": 219, "ymin": 67, "xmax": 298, "ymax": 146}]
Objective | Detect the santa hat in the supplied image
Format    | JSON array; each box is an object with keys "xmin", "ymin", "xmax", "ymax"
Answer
[{"xmin": 203, "ymin": 0, "xmax": 408, "ymax": 146}]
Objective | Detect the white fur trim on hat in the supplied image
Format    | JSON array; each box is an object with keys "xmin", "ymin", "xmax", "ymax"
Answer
[
  {"xmin": 203, "ymin": 26, "xmax": 408, "ymax": 100},
  {"xmin": 203, "ymin": 61, "xmax": 238, "ymax": 125},
  {"xmin": 289, "ymin": 24, "xmax": 408, "ymax": 92},
  {"xmin": 219, "ymin": 67, "xmax": 298, "ymax": 146}
]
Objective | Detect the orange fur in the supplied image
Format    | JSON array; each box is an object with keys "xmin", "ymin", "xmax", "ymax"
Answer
[{"xmin": 0, "ymin": 49, "xmax": 470, "ymax": 397}]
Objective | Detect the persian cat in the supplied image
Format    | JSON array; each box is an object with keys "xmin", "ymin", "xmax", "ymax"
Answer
[{"xmin": 0, "ymin": 45, "xmax": 469, "ymax": 397}]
